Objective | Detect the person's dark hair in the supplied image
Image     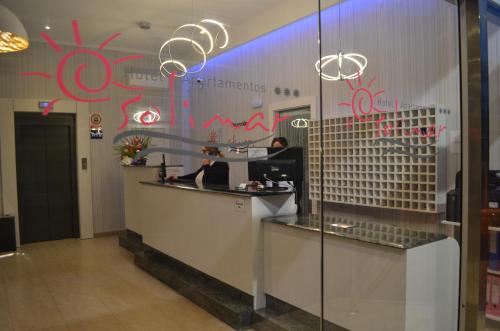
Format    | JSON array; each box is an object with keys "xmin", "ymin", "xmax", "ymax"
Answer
[
  {"xmin": 203, "ymin": 146, "xmax": 224, "ymax": 157},
  {"xmin": 271, "ymin": 137, "xmax": 288, "ymax": 148}
]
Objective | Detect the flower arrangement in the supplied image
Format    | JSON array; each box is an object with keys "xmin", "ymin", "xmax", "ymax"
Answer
[{"xmin": 114, "ymin": 135, "xmax": 152, "ymax": 166}]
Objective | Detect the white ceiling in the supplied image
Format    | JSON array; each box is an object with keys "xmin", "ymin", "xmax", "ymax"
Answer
[{"xmin": 0, "ymin": 0, "xmax": 289, "ymax": 55}]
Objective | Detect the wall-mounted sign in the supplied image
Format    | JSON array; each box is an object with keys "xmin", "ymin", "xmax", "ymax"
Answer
[
  {"xmin": 127, "ymin": 72, "xmax": 169, "ymax": 89},
  {"xmin": 38, "ymin": 101, "xmax": 50, "ymax": 109},
  {"xmin": 90, "ymin": 113, "xmax": 102, "ymax": 127},
  {"xmin": 90, "ymin": 113, "xmax": 103, "ymax": 139},
  {"xmin": 90, "ymin": 127, "xmax": 103, "ymax": 139}
]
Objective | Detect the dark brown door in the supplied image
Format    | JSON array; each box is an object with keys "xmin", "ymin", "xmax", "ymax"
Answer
[{"xmin": 15, "ymin": 113, "xmax": 79, "ymax": 244}]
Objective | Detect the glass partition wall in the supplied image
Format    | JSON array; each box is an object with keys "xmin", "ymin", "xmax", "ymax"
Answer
[
  {"xmin": 317, "ymin": 0, "xmax": 462, "ymax": 330},
  {"xmin": 0, "ymin": 0, "xmax": 467, "ymax": 329},
  {"xmin": 174, "ymin": 4, "xmax": 324, "ymax": 327},
  {"xmin": 140, "ymin": 2, "xmax": 325, "ymax": 328},
  {"xmin": 483, "ymin": 1, "xmax": 500, "ymax": 330}
]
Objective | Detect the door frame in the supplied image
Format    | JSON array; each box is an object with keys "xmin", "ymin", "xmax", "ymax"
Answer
[
  {"xmin": 0, "ymin": 98, "xmax": 94, "ymax": 246},
  {"xmin": 268, "ymin": 96, "xmax": 318, "ymax": 139}
]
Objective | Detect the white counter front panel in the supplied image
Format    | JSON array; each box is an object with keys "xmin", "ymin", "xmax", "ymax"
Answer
[
  {"xmin": 263, "ymin": 222, "xmax": 459, "ymax": 331},
  {"xmin": 140, "ymin": 183, "xmax": 296, "ymax": 305}
]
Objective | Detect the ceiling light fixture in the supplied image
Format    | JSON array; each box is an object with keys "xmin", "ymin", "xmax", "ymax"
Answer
[
  {"xmin": 44, "ymin": 25, "xmax": 51, "ymax": 30},
  {"xmin": 159, "ymin": 19, "xmax": 229, "ymax": 77},
  {"xmin": 200, "ymin": 19, "xmax": 229, "ymax": 49},
  {"xmin": 173, "ymin": 24, "xmax": 214, "ymax": 54},
  {"xmin": 315, "ymin": 52, "xmax": 367, "ymax": 81},
  {"xmin": 160, "ymin": 59, "xmax": 187, "ymax": 78},
  {"xmin": 0, "ymin": 4, "xmax": 29, "ymax": 53},
  {"xmin": 133, "ymin": 108, "xmax": 161, "ymax": 124},
  {"xmin": 291, "ymin": 118, "xmax": 309, "ymax": 128},
  {"xmin": 159, "ymin": 37, "xmax": 206, "ymax": 77},
  {"xmin": 315, "ymin": 2, "xmax": 367, "ymax": 81}
]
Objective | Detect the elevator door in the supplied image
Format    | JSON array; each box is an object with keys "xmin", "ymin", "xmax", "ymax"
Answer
[{"xmin": 15, "ymin": 113, "xmax": 79, "ymax": 244}]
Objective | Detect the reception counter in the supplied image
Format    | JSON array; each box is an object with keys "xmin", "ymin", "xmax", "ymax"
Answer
[
  {"xmin": 138, "ymin": 180, "xmax": 297, "ymax": 309},
  {"xmin": 262, "ymin": 215, "xmax": 459, "ymax": 331},
  {"xmin": 120, "ymin": 175, "xmax": 458, "ymax": 330}
]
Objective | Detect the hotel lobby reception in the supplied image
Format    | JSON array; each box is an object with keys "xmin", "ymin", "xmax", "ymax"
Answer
[{"xmin": 0, "ymin": 0, "xmax": 498, "ymax": 330}]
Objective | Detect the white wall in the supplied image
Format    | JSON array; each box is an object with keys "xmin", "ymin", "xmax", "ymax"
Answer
[
  {"xmin": 0, "ymin": 42, "xmax": 183, "ymax": 234},
  {"xmin": 0, "ymin": 0, "xmax": 461, "ymax": 235}
]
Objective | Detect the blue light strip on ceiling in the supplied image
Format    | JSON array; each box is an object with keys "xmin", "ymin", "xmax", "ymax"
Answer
[
  {"xmin": 188, "ymin": 6, "xmax": 319, "ymax": 72},
  {"xmin": 188, "ymin": 0, "xmax": 438, "ymax": 72}
]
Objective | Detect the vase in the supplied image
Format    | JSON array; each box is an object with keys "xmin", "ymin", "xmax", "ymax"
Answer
[
  {"xmin": 132, "ymin": 157, "xmax": 147, "ymax": 166},
  {"xmin": 121, "ymin": 156, "xmax": 133, "ymax": 166}
]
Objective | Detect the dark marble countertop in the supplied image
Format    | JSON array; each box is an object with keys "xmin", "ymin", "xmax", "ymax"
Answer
[
  {"xmin": 262, "ymin": 214, "xmax": 447, "ymax": 249},
  {"xmin": 140, "ymin": 180, "xmax": 295, "ymax": 197}
]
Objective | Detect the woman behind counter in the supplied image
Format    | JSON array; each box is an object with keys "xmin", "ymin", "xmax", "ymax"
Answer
[
  {"xmin": 271, "ymin": 137, "xmax": 288, "ymax": 148},
  {"xmin": 170, "ymin": 146, "xmax": 229, "ymax": 186}
]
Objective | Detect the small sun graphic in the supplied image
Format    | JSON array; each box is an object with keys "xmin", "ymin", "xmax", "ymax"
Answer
[
  {"xmin": 22, "ymin": 20, "xmax": 148, "ymax": 129},
  {"xmin": 337, "ymin": 75, "xmax": 387, "ymax": 123}
]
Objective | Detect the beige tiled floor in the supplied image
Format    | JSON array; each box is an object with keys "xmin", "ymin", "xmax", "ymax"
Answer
[{"xmin": 0, "ymin": 236, "xmax": 234, "ymax": 331}]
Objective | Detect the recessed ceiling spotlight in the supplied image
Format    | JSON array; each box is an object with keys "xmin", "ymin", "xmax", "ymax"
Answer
[
  {"xmin": 138, "ymin": 21, "xmax": 151, "ymax": 30},
  {"xmin": 44, "ymin": 25, "xmax": 51, "ymax": 30}
]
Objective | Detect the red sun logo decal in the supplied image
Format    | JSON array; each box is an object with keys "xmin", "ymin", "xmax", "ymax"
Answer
[
  {"xmin": 22, "ymin": 20, "xmax": 154, "ymax": 130},
  {"xmin": 337, "ymin": 75, "xmax": 387, "ymax": 125}
]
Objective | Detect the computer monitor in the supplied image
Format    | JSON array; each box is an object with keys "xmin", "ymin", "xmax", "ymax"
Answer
[
  {"xmin": 248, "ymin": 147, "xmax": 304, "ymax": 213},
  {"xmin": 268, "ymin": 147, "xmax": 303, "ymax": 182},
  {"xmin": 248, "ymin": 147, "xmax": 303, "ymax": 183},
  {"xmin": 249, "ymin": 159, "xmax": 297, "ymax": 183}
]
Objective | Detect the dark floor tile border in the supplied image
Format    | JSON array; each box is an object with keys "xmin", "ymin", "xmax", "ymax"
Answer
[
  {"xmin": 126, "ymin": 229, "xmax": 142, "ymax": 242},
  {"xmin": 254, "ymin": 295, "xmax": 348, "ymax": 331},
  {"xmin": 119, "ymin": 242, "xmax": 347, "ymax": 331},
  {"xmin": 118, "ymin": 229, "xmax": 144, "ymax": 253},
  {"xmin": 246, "ymin": 319, "xmax": 288, "ymax": 331},
  {"xmin": 142, "ymin": 244, "xmax": 253, "ymax": 306},
  {"xmin": 135, "ymin": 248, "xmax": 254, "ymax": 330}
]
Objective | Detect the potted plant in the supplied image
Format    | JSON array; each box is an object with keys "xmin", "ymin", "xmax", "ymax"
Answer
[{"xmin": 114, "ymin": 135, "xmax": 152, "ymax": 166}]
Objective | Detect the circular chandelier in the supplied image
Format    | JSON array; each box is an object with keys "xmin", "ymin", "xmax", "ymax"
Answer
[
  {"xmin": 133, "ymin": 108, "xmax": 161, "ymax": 125},
  {"xmin": 315, "ymin": 52, "xmax": 367, "ymax": 81},
  {"xmin": 159, "ymin": 19, "xmax": 229, "ymax": 78},
  {"xmin": 291, "ymin": 118, "xmax": 309, "ymax": 128}
]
